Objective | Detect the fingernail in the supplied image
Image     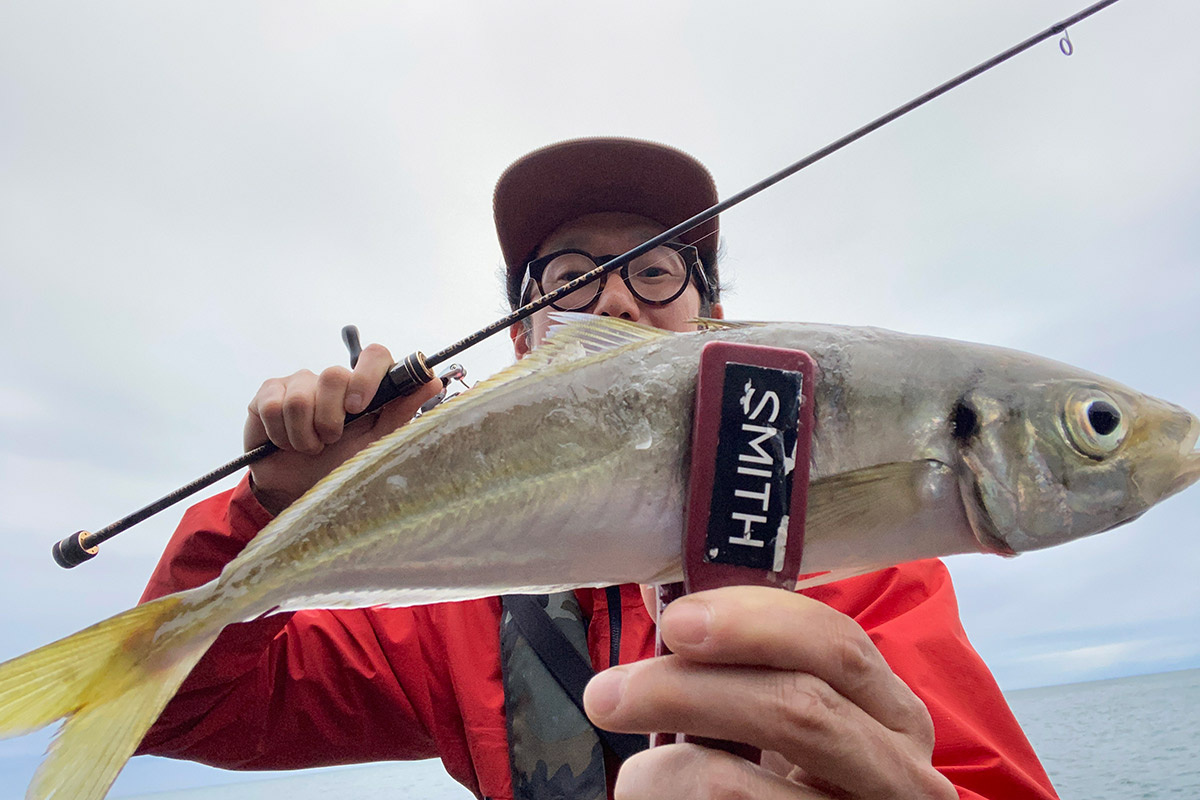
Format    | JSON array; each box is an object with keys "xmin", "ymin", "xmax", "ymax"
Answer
[
  {"xmin": 585, "ymin": 668, "xmax": 627, "ymax": 718},
  {"xmin": 346, "ymin": 393, "xmax": 363, "ymax": 413},
  {"xmin": 664, "ymin": 599, "xmax": 711, "ymax": 646}
]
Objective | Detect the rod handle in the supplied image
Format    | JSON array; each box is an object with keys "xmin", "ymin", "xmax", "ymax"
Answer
[
  {"xmin": 53, "ymin": 351, "xmax": 435, "ymax": 568},
  {"xmin": 649, "ymin": 583, "xmax": 763, "ymax": 762},
  {"xmin": 351, "ymin": 351, "xmax": 434, "ymax": 420}
]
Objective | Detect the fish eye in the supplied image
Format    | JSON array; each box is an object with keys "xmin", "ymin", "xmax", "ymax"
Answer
[{"xmin": 1063, "ymin": 390, "xmax": 1128, "ymax": 459}]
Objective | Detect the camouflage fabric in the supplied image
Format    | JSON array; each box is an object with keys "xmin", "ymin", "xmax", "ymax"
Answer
[{"xmin": 500, "ymin": 592, "xmax": 606, "ymax": 800}]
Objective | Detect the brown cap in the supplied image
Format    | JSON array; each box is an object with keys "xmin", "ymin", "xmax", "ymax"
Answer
[{"xmin": 494, "ymin": 137, "xmax": 719, "ymax": 303}]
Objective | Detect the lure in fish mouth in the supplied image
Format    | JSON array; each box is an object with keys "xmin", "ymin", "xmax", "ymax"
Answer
[{"xmin": 947, "ymin": 376, "xmax": 1200, "ymax": 556}]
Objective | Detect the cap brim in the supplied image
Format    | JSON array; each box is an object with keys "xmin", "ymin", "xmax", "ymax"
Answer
[{"xmin": 494, "ymin": 137, "xmax": 719, "ymax": 293}]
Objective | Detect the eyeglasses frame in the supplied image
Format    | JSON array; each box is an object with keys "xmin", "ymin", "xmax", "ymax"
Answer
[{"xmin": 519, "ymin": 241, "xmax": 714, "ymax": 312}]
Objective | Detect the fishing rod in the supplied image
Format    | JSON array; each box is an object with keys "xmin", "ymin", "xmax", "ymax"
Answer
[{"xmin": 52, "ymin": 0, "xmax": 1123, "ymax": 568}]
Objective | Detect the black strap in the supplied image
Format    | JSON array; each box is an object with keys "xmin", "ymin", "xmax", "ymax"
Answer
[{"xmin": 503, "ymin": 595, "xmax": 648, "ymax": 761}]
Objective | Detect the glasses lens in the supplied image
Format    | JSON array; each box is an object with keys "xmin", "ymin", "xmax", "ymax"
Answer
[
  {"xmin": 541, "ymin": 253, "xmax": 601, "ymax": 310},
  {"xmin": 627, "ymin": 247, "xmax": 689, "ymax": 303}
]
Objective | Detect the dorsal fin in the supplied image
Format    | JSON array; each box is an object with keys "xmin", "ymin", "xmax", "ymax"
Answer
[
  {"xmin": 544, "ymin": 312, "xmax": 673, "ymax": 355},
  {"xmin": 432, "ymin": 314, "xmax": 671, "ymax": 403},
  {"xmin": 284, "ymin": 316, "xmax": 677, "ymax": 511},
  {"xmin": 690, "ymin": 318, "xmax": 768, "ymax": 331},
  {"xmin": 271, "ymin": 313, "xmax": 722, "ymax": 530}
]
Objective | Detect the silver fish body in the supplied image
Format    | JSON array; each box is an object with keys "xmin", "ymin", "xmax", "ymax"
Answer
[
  {"xmin": 209, "ymin": 316, "xmax": 1200, "ymax": 622},
  {"xmin": 3, "ymin": 316, "xmax": 1198, "ymax": 800}
]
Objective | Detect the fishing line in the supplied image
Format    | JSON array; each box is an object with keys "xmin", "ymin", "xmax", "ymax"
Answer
[{"xmin": 52, "ymin": 0, "xmax": 1124, "ymax": 568}]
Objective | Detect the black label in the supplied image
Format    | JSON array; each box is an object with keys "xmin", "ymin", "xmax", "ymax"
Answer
[{"xmin": 704, "ymin": 362, "xmax": 804, "ymax": 571}]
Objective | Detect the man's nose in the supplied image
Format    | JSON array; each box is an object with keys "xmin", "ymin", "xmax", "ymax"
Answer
[{"xmin": 591, "ymin": 274, "xmax": 641, "ymax": 321}]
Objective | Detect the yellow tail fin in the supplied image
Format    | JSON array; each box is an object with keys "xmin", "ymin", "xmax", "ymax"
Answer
[{"xmin": 0, "ymin": 594, "xmax": 220, "ymax": 800}]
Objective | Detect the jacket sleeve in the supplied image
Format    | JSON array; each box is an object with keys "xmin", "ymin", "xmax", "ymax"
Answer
[
  {"xmin": 135, "ymin": 475, "xmax": 441, "ymax": 769},
  {"xmin": 805, "ymin": 560, "xmax": 1059, "ymax": 800}
]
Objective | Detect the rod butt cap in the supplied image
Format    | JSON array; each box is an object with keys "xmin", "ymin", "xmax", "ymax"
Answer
[{"xmin": 53, "ymin": 531, "xmax": 98, "ymax": 568}]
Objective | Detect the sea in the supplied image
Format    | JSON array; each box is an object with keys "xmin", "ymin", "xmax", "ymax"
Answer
[
  {"xmin": 1005, "ymin": 668, "xmax": 1200, "ymax": 799},
  {"xmin": 10, "ymin": 669, "xmax": 1198, "ymax": 800}
]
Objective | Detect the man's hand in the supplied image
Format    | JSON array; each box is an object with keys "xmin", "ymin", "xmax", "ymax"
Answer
[
  {"xmin": 243, "ymin": 343, "xmax": 442, "ymax": 515},
  {"xmin": 583, "ymin": 586, "xmax": 957, "ymax": 800}
]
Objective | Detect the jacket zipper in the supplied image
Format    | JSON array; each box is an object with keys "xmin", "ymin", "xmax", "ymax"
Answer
[{"xmin": 605, "ymin": 586, "xmax": 623, "ymax": 668}]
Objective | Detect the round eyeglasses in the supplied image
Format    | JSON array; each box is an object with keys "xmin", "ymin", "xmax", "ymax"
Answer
[{"xmin": 519, "ymin": 242, "xmax": 713, "ymax": 312}]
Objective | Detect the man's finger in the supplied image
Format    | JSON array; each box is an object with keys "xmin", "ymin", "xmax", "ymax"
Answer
[
  {"xmin": 281, "ymin": 370, "xmax": 322, "ymax": 454},
  {"xmin": 586, "ymin": 656, "xmax": 947, "ymax": 799},
  {"xmin": 657, "ymin": 586, "xmax": 928, "ymax": 738},
  {"xmin": 248, "ymin": 378, "xmax": 289, "ymax": 450},
  {"xmin": 314, "ymin": 366, "xmax": 352, "ymax": 444},
  {"xmin": 345, "ymin": 343, "xmax": 394, "ymax": 414},
  {"xmin": 616, "ymin": 744, "xmax": 827, "ymax": 800}
]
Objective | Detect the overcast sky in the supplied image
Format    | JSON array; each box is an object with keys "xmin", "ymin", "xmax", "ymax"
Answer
[{"xmin": 2, "ymin": 0, "xmax": 1198, "ymax": 797}]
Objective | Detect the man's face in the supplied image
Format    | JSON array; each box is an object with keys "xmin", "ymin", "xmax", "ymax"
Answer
[{"xmin": 510, "ymin": 212, "xmax": 723, "ymax": 357}]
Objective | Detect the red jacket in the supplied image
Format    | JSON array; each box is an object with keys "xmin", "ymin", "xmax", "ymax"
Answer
[{"xmin": 137, "ymin": 476, "xmax": 1058, "ymax": 800}]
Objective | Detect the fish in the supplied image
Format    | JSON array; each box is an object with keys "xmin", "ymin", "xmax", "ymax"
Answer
[{"xmin": 1, "ymin": 314, "xmax": 1198, "ymax": 800}]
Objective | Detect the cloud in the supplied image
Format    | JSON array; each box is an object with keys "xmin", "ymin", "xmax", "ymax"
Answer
[
  {"xmin": 0, "ymin": 0, "xmax": 1197, "ymax": 794},
  {"xmin": 1000, "ymin": 635, "xmax": 1200, "ymax": 689}
]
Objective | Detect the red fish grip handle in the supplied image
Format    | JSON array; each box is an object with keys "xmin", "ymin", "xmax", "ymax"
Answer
[{"xmin": 651, "ymin": 342, "xmax": 816, "ymax": 764}]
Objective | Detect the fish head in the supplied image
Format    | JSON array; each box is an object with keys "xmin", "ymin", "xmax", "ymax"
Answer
[{"xmin": 953, "ymin": 375, "xmax": 1200, "ymax": 554}]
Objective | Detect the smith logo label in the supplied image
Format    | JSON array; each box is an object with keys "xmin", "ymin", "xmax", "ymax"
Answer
[{"xmin": 704, "ymin": 362, "xmax": 804, "ymax": 571}]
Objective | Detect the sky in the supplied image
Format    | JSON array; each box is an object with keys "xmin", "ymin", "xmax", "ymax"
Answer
[{"xmin": 1, "ymin": 0, "xmax": 1198, "ymax": 796}]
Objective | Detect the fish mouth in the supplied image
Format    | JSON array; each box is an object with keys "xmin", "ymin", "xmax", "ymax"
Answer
[
  {"xmin": 1167, "ymin": 414, "xmax": 1200, "ymax": 497},
  {"xmin": 1171, "ymin": 446, "xmax": 1200, "ymax": 496}
]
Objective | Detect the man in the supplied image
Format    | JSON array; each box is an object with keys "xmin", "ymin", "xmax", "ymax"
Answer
[{"xmin": 138, "ymin": 138, "xmax": 1058, "ymax": 800}]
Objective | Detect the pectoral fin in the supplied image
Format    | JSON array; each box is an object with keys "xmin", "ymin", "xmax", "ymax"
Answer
[
  {"xmin": 806, "ymin": 461, "xmax": 936, "ymax": 533},
  {"xmin": 798, "ymin": 460, "xmax": 983, "ymax": 574}
]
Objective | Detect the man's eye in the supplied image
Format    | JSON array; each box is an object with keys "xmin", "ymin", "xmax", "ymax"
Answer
[{"xmin": 545, "ymin": 270, "xmax": 589, "ymax": 289}]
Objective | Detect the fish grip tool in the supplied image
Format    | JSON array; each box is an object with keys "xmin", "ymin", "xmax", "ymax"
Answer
[{"xmin": 651, "ymin": 342, "xmax": 816, "ymax": 762}]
